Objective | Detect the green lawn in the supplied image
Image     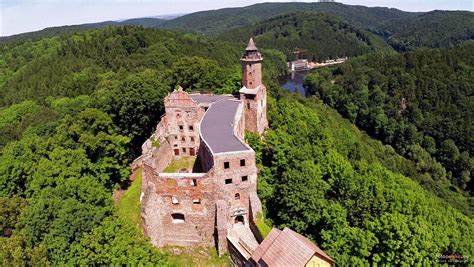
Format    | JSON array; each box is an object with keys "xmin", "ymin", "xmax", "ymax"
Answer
[
  {"xmin": 165, "ymin": 246, "xmax": 230, "ymax": 267},
  {"xmin": 163, "ymin": 156, "xmax": 198, "ymax": 173},
  {"xmin": 116, "ymin": 169, "xmax": 143, "ymax": 232}
]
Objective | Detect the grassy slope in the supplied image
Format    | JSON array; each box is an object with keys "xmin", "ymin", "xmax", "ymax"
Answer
[{"xmin": 115, "ymin": 169, "xmax": 143, "ymax": 231}]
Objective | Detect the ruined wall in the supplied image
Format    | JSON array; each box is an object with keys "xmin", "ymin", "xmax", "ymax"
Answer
[
  {"xmin": 234, "ymin": 102, "xmax": 246, "ymax": 140},
  {"xmin": 198, "ymin": 137, "xmax": 214, "ymax": 173},
  {"xmin": 212, "ymin": 151, "xmax": 259, "ymax": 227},
  {"xmin": 151, "ymin": 172, "xmax": 216, "ymax": 247},
  {"xmin": 164, "ymin": 89, "xmax": 204, "ymax": 158}
]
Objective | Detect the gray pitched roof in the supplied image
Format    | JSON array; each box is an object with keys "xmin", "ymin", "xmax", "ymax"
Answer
[{"xmin": 200, "ymin": 99, "xmax": 250, "ymax": 154}]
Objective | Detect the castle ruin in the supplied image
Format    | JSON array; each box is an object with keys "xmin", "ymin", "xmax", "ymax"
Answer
[
  {"xmin": 139, "ymin": 38, "xmax": 334, "ymax": 266},
  {"xmin": 140, "ymin": 38, "xmax": 267, "ymax": 256}
]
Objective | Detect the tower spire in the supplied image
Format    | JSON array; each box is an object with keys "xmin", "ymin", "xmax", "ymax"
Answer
[{"xmin": 245, "ymin": 38, "xmax": 258, "ymax": 51}]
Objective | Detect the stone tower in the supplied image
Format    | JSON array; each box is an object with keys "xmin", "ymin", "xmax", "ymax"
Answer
[{"xmin": 240, "ymin": 38, "xmax": 268, "ymax": 134}]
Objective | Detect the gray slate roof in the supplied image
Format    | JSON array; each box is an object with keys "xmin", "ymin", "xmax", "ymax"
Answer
[
  {"xmin": 200, "ymin": 99, "xmax": 249, "ymax": 154},
  {"xmin": 189, "ymin": 94, "xmax": 235, "ymax": 104}
]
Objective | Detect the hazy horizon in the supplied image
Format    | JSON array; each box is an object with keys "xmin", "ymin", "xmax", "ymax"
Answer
[{"xmin": 1, "ymin": 0, "xmax": 472, "ymax": 37}]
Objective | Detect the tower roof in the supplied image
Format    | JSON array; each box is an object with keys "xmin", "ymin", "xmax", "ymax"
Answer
[{"xmin": 245, "ymin": 38, "xmax": 258, "ymax": 51}]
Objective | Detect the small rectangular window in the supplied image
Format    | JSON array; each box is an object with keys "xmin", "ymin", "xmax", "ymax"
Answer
[
  {"xmin": 224, "ymin": 162, "xmax": 230, "ymax": 169},
  {"xmin": 247, "ymin": 103, "xmax": 250, "ymax": 109},
  {"xmin": 240, "ymin": 159, "xmax": 246, "ymax": 167},
  {"xmin": 182, "ymin": 148, "xmax": 186, "ymax": 153},
  {"xmin": 191, "ymin": 137, "xmax": 195, "ymax": 142},
  {"xmin": 225, "ymin": 179, "xmax": 232, "ymax": 184},
  {"xmin": 193, "ymin": 199, "xmax": 201, "ymax": 204},
  {"xmin": 191, "ymin": 179, "xmax": 197, "ymax": 187},
  {"xmin": 181, "ymin": 136, "xmax": 185, "ymax": 141},
  {"xmin": 179, "ymin": 125, "xmax": 184, "ymax": 131},
  {"xmin": 189, "ymin": 125, "xmax": 194, "ymax": 131},
  {"xmin": 242, "ymin": 176, "xmax": 248, "ymax": 182},
  {"xmin": 171, "ymin": 196, "xmax": 179, "ymax": 204},
  {"xmin": 174, "ymin": 149, "xmax": 179, "ymax": 156}
]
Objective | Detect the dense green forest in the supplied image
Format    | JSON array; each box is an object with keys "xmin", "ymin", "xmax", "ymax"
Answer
[
  {"xmin": 219, "ymin": 13, "xmax": 392, "ymax": 61},
  {"xmin": 379, "ymin": 11, "xmax": 474, "ymax": 51},
  {"xmin": 305, "ymin": 44, "xmax": 474, "ymax": 195},
  {"xmin": 161, "ymin": 2, "xmax": 417, "ymax": 36},
  {"xmin": 247, "ymin": 92, "xmax": 473, "ymax": 265},
  {"xmin": 0, "ymin": 25, "xmax": 288, "ymax": 265},
  {"xmin": 2, "ymin": 2, "xmax": 472, "ymax": 54},
  {"xmin": 0, "ymin": 13, "xmax": 473, "ymax": 265}
]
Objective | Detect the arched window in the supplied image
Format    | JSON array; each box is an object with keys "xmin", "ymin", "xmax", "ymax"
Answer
[
  {"xmin": 171, "ymin": 213, "xmax": 185, "ymax": 224},
  {"xmin": 235, "ymin": 193, "xmax": 240, "ymax": 200},
  {"xmin": 235, "ymin": 215, "xmax": 244, "ymax": 224}
]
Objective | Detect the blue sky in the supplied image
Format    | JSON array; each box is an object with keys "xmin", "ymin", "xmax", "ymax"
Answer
[{"xmin": 1, "ymin": 0, "xmax": 472, "ymax": 36}]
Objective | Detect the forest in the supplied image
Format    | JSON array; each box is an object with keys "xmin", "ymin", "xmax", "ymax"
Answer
[
  {"xmin": 0, "ymin": 4, "xmax": 473, "ymax": 265},
  {"xmin": 304, "ymin": 44, "xmax": 474, "ymax": 196},
  {"xmin": 219, "ymin": 13, "xmax": 392, "ymax": 61}
]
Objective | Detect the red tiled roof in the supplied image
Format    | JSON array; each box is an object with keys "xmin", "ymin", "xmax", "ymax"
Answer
[{"xmin": 250, "ymin": 228, "xmax": 335, "ymax": 266}]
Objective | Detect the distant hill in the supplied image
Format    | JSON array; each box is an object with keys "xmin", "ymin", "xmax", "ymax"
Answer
[
  {"xmin": 219, "ymin": 13, "xmax": 393, "ymax": 61},
  {"xmin": 379, "ymin": 10, "xmax": 474, "ymax": 51},
  {"xmin": 0, "ymin": 18, "xmax": 166, "ymax": 43},
  {"xmin": 161, "ymin": 2, "xmax": 418, "ymax": 35},
  {"xmin": 2, "ymin": 2, "xmax": 472, "ymax": 52}
]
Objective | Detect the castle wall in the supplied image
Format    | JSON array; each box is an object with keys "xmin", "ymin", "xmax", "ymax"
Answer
[
  {"xmin": 212, "ymin": 151, "xmax": 259, "ymax": 227},
  {"xmin": 151, "ymin": 172, "xmax": 216, "ymax": 247},
  {"xmin": 164, "ymin": 89, "xmax": 204, "ymax": 158}
]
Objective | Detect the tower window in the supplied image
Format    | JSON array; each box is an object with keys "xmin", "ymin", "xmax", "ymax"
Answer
[
  {"xmin": 240, "ymin": 159, "xmax": 246, "ymax": 167},
  {"xmin": 182, "ymin": 148, "xmax": 186, "ymax": 153},
  {"xmin": 235, "ymin": 193, "xmax": 240, "ymax": 200},
  {"xmin": 191, "ymin": 137, "xmax": 195, "ymax": 142},
  {"xmin": 247, "ymin": 103, "xmax": 250, "ymax": 109},
  {"xmin": 174, "ymin": 149, "xmax": 179, "ymax": 156},
  {"xmin": 224, "ymin": 162, "xmax": 230, "ymax": 169},
  {"xmin": 242, "ymin": 176, "xmax": 248, "ymax": 182},
  {"xmin": 171, "ymin": 196, "xmax": 179, "ymax": 204},
  {"xmin": 181, "ymin": 137, "xmax": 185, "ymax": 141},
  {"xmin": 189, "ymin": 125, "xmax": 194, "ymax": 131},
  {"xmin": 225, "ymin": 179, "xmax": 232, "ymax": 184},
  {"xmin": 179, "ymin": 125, "xmax": 184, "ymax": 131},
  {"xmin": 171, "ymin": 213, "xmax": 185, "ymax": 224}
]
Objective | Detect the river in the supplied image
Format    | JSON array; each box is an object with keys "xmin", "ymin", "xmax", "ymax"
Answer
[{"xmin": 279, "ymin": 70, "xmax": 312, "ymax": 96}]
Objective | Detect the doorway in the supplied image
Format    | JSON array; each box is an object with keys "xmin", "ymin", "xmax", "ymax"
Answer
[{"xmin": 189, "ymin": 147, "xmax": 195, "ymax": 156}]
